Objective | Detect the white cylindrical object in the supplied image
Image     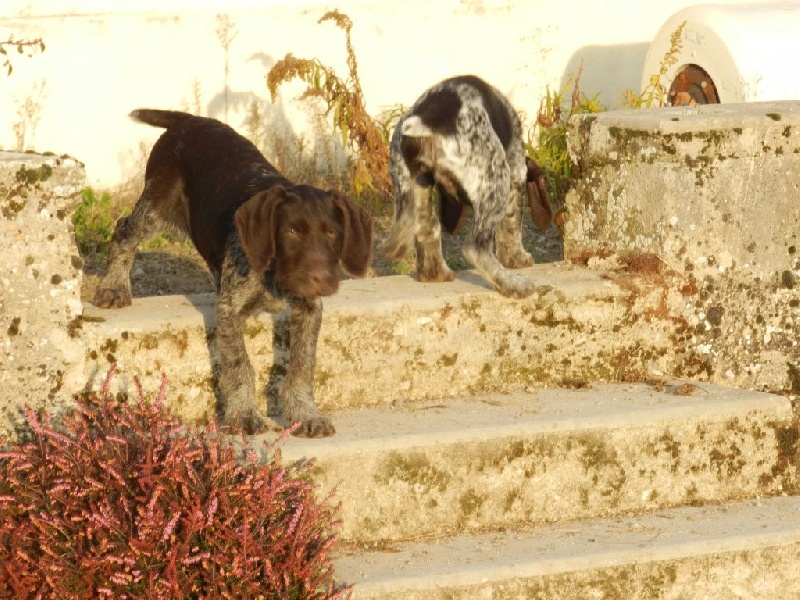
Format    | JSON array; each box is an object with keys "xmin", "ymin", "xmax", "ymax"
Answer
[{"xmin": 643, "ymin": 2, "xmax": 800, "ymax": 104}]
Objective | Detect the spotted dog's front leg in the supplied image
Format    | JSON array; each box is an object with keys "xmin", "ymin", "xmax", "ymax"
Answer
[
  {"xmin": 461, "ymin": 145, "xmax": 535, "ymax": 299},
  {"xmin": 413, "ymin": 183, "xmax": 455, "ymax": 283},
  {"xmin": 280, "ymin": 297, "xmax": 335, "ymax": 438},
  {"xmin": 385, "ymin": 160, "xmax": 454, "ymax": 283},
  {"xmin": 496, "ymin": 148, "xmax": 534, "ymax": 269},
  {"xmin": 463, "ymin": 230, "xmax": 535, "ymax": 299},
  {"xmin": 495, "ymin": 179, "xmax": 534, "ymax": 269}
]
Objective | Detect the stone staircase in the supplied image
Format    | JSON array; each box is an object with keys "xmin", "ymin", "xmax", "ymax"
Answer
[
  {"xmin": 3, "ymin": 99, "xmax": 799, "ymax": 597},
  {"xmin": 81, "ymin": 265, "xmax": 800, "ymax": 598},
  {"xmin": 73, "ymin": 100, "xmax": 800, "ymax": 596},
  {"xmin": 272, "ymin": 378, "xmax": 800, "ymax": 598}
]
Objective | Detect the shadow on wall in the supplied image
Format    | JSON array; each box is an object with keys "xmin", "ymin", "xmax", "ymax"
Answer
[
  {"xmin": 203, "ymin": 50, "xmax": 348, "ymax": 191},
  {"xmin": 560, "ymin": 42, "xmax": 650, "ymax": 107}
]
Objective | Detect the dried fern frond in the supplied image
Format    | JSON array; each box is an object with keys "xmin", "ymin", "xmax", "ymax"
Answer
[{"xmin": 266, "ymin": 11, "xmax": 391, "ymax": 200}]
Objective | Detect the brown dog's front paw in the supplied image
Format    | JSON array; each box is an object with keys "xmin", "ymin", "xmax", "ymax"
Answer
[
  {"xmin": 291, "ymin": 416, "xmax": 336, "ymax": 438},
  {"xmin": 93, "ymin": 286, "xmax": 133, "ymax": 309},
  {"xmin": 222, "ymin": 410, "xmax": 268, "ymax": 436}
]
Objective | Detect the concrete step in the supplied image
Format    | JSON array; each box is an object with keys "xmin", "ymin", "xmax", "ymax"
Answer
[
  {"xmin": 333, "ymin": 495, "xmax": 800, "ymax": 599},
  {"xmin": 80, "ymin": 261, "xmax": 799, "ymax": 597},
  {"xmin": 81, "ymin": 262, "xmax": 691, "ymax": 425},
  {"xmin": 244, "ymin": 381, "xmax": 795, "ymax": 544}
]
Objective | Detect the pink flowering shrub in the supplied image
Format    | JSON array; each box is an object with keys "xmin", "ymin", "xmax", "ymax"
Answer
[{"xmin": 0, "ymin": 368, "xmax": 349, "ymax": 599}]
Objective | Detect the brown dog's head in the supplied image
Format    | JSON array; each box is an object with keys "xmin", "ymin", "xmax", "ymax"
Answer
[
  {"xmin": 525, "ymin": 157, "xmax": 553, "ymax": 231},
  {"xmin": 234, "ymin": 185, "xmax": 373, "ymax": 299}
]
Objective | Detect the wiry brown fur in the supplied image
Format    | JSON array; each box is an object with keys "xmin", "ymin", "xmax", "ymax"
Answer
[{"xmin": 94, "ymin": 109, "xmax": 372, "ymax": 437}]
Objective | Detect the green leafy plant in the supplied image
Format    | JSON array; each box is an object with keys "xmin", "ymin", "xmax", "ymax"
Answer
[
  {"xmin": 620, "ymin": 20, "xmax": 687, "ymax": 108},
  {"xmin": 526, "ymin": 63, "xmax": 604, "ymax": 220},
  {"xmin": 0, "ymin": 368, "xmax": 349, "ymax": 599},
  {"xmin": 1, "ymin": 36, "xmax": 45, "ymax": 76},
  {"xmin": 72, "ymin": 187, "xmax": 118, "ymax": 256},
  {"xmin": 266, "ymin": 10, "xmax": 395, "ymax": 201}
]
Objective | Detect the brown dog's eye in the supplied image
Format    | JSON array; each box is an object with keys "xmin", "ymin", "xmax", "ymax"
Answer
[{"xmin": 286, "ymin": 227, "xmax": 298, "ymax": 237}]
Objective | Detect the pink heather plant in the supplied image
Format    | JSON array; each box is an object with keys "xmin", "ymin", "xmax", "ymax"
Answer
[{"xmin": 0, "ymin": 367, "xmax": 350, "ymax": 599}]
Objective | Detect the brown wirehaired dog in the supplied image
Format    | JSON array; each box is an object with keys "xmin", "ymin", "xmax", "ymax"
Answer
[{"xmin": 93, "ymin": 110, "xmax": 373, "ymax": 437}]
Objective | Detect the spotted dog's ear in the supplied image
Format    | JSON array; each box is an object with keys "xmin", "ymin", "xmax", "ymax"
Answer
[
  {"xmin": 331, "ymin": 193, "xmax": 373, "ymax": 277},
  {"xmin": 525, "ymin": 157, "xmax": 553, "ymax": 231},
  {"xmin": 234, "ymin": 187, "xmax": 287, "ymax": 274}
]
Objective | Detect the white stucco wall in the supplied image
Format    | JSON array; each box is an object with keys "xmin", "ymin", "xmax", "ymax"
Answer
[{"xmin": 0, "ymin": 0, "xmax": 774, "ymax": 188}]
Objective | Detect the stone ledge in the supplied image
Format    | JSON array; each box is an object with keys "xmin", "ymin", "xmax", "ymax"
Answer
[
  {"xmin": 79, "ymin": 258, "xmax": 799, "ymax": 424},
  {"xmin": 565, "ymin": 101, "xmax": 800, "ymax": 280},
  {"xmin": 81, "ymin": 263, "xmax": 682, "ymax": 425},
  {"xmin": 335, "ymin": 496, "xmax": 800, "ymax": 599},
  {"xmin": 244, "ymin": 381, "xmax": 793, "ymax": 542}
]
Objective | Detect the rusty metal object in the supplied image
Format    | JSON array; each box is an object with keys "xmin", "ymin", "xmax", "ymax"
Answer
[{"xmin": 668, "ymin": 65, "xmax": 720, "ymax": 106}]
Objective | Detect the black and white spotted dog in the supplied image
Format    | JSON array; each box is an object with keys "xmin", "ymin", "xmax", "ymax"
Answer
[{"xmin": 384, "ymin": 75, "xmax": 551, "ymax": 298}]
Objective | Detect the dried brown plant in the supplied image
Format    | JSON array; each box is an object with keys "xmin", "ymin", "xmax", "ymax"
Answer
[{"xmin": 266, "ymin": 10, "xmax": 391, "ymax": 201}]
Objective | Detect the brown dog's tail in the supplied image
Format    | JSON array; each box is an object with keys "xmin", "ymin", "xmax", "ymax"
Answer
[
  {"xmin": 129, "ymin": 109, "xmax": 194, "ymax": 130},
  {"xmin": 525, "ymin": 157, "xmax": 553, "ymax": 231}
]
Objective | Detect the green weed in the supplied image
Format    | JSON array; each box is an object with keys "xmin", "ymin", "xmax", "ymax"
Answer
[
  {"xmin": 526, "ymin": 63, "xmax": 604, "ymax": 216},
  {"xmin": 620, "ymin": 20, "xmax": 686, "ymax": 108},
  {"xmin": 526, "ymin": 20, "xmax": 687, "ymax": 215},
  {"xmin": 73, "ymin": 188, "xmax": 189, "ymax": 259},
  {"xmin": 72, "ymin": 187, "xmax": 118, "ymax": 256}
]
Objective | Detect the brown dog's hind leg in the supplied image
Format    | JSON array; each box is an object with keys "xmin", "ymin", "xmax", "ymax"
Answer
[{"xmin": 93, "ymin": 184, "xmax": 167, "ymax": 308}]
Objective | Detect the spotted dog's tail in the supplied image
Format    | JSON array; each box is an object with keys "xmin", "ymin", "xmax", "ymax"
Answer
[
  {"xmin": 383, "ymin": 115, "xmax": 423, "ymax": 260},
  {"xmin": 129, "ymin": 109, "xmax": 196, "ymax": 130}
]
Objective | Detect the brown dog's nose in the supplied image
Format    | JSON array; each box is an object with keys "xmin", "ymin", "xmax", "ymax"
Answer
[{"xmin": 306, "ymin": 267, "xmax": 339, "ymax": 297}]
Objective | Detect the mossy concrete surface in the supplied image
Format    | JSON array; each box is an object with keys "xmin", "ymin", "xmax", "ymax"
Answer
[
  {"xmin": 81, "ymin": 263, "xmax": 685, "ymax": 425},
  {"xmin": 247, "ymin": 382, "xmax": 794, "ymax": 543},
  {"xmin": 0, "ymin": 152, "xmax": 86, "ymax": 436},
  {"xmin": 334, "ymin": 496, "xmax": 800, "ymax": 599},
  {"xmin": 565, "ymin": 101, "xmax": 799, "ymax": 396},
  {"xmin": 565, "ymin": 101, "xmax": 800, "ymax": 280},
  {"xmin": 81, "ymin": 258, "xmax": 797, "ymax": 426}
]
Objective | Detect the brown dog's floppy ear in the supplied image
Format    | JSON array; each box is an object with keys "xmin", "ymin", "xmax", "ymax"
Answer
[
  {"xmin": 332, "ymin": 193, "xmax": 373, "ymax": 277},
  {"xmin": 525, "ymin": 157, "xmax": 553, "ymax": 231},
  {"xmin": 234, "ymin": 187, "xmax": 286, "ymax": 274}
]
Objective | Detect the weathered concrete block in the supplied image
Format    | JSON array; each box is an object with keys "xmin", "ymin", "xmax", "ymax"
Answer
[
  {"xmin": 0, "ymin": 152, "xmax": 85, "ymax": 435},
  {"xmin": 565, "ymin": 102, "xmax": 800, "ymax": 395},
  {"xmin": 565, "ymin": 101, "xmax": 800, "ymax": 281}
]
